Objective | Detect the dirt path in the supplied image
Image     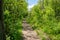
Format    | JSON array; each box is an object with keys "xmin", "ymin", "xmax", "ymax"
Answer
[{"xmin": 22, "ymin": 19, "xmax": 40, "ymax": 40}]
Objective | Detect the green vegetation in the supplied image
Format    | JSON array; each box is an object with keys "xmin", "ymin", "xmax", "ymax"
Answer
[
  {"xmin": 27, "ymin": 0, "xmax": 60, "ymax": 40},
  {"xmin": 3, "ymin": 0, "xmax": 27, "ymax": 40},
  {"xmin": 2, "ymin": 0, "xmax": 60, "ymax": 40}
]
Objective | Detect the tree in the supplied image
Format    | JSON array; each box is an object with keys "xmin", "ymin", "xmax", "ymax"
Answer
[{"xmin": 0, "ymin": 0, "xmax": 6, "ymax": 40}]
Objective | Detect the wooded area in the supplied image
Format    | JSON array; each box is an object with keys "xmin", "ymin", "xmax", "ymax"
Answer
[
  {"xmin": 27, "ymin": 0, "xmax": 60, "ymax": 40},
  {"xmin": 0, "ymin": 0, "xmax": 60, "ymax": 40}
]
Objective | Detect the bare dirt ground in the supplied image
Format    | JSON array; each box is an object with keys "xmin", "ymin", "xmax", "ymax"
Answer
[{"xmin": 22, "ymin": 19, "xmax": 40, "ymax": 40}]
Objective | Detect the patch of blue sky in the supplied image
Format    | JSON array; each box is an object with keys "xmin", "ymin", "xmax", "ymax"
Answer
[{"xmin": 27, "ymin": 0, "xmax": 38, "ymax": 10}]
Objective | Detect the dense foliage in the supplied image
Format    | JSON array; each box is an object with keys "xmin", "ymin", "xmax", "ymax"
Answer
[
  {"xmin": 3, "ymin": 0, "xmax": 27, "ymax": 40},
  {"xmin": 3, "ymin": 0, "xmax": 60, "ymax": 40},
  {"xmin": 27, "ymin": 0, "xmax": 60, "ymax": 40}
]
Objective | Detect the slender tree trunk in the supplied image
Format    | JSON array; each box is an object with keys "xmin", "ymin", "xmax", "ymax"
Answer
[{"xmin": 0, "ymin": 0, "xmax": 6, "ymax": 40}]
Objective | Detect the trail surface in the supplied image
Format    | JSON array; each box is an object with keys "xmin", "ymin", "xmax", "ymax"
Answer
[{"xmin": 22, "ymin": 19, "xmax": 40, "ymax": 40}]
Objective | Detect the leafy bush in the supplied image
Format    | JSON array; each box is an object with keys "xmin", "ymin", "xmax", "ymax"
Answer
[
  {"xmin": 27, "ymin": 0, "xmax": 60, "ymax": 40},
  {"xmin": 3, "ymin": 0, "xmax": 27, "ymax": 40}
]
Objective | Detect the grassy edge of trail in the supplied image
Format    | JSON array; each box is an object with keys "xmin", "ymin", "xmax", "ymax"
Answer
[
  {"xmin": 26, "ymin": 18, "xmax": 58, "ymax": 40},
  {"xmin": 6, "ymin": 20, "xmax": 23, "ymax": 40}
]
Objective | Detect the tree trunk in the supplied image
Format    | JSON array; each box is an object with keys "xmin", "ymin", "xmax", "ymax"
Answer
[{"xmin": 0, "ymin": 0, "xmax": 6, "ymax": 40}]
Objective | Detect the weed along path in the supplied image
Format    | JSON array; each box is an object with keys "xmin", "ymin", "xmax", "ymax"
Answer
[{"xmin": 22, "ymin": 19, "xmax": 40, "ymax": 40}]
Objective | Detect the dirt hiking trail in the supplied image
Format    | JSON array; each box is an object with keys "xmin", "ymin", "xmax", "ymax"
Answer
[{"xmin": 22, "ymin": 19, "xmax": 40, "ymax": 40}]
